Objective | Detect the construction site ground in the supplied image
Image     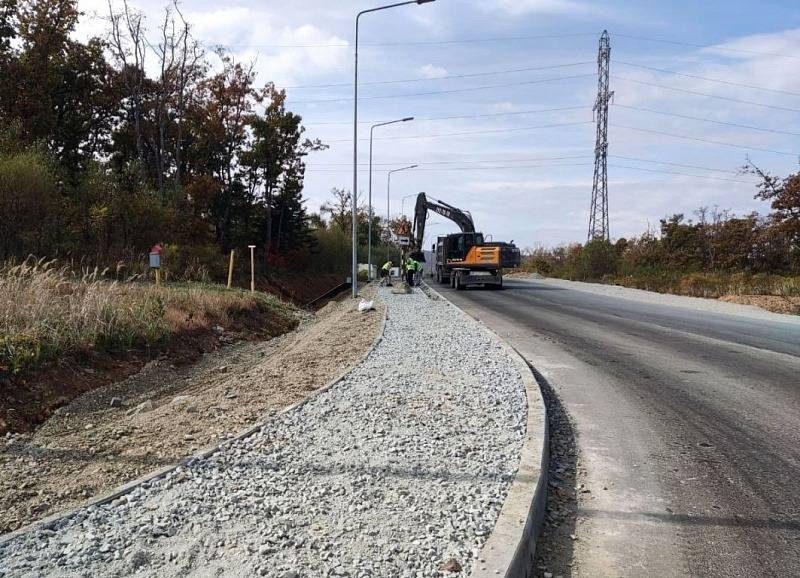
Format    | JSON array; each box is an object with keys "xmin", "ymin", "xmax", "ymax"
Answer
[{"xmin": 0, "ymin": 286, "xmax": 384, "ymax": 535}]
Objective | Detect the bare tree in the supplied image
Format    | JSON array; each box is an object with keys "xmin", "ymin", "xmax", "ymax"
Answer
[
  {"xmin": 106, "ymin": 0, "xmax": 146, "ymax": 170},
  {"xmin": 149, "ymin": 1, "xmax": 203, "ymax": 197},
  {"xmin": 171, "ymin": 2, "xmax": 203, "ymax": 188}
]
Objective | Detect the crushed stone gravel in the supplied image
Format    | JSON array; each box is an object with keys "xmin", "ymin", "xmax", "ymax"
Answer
[{"xmin": 0, "ymin": 287, "xmax": 527, "ymax": 578}]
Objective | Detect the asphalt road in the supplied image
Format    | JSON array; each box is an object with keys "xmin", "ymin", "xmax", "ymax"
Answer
[{"xmin": 432, "ymin": 277, "xmax": 800, "ymax": 577}]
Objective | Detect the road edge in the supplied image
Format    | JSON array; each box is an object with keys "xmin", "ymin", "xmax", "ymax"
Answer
[
  {"xmin": 0, "ymin": 294, "xmax": 389, "ymax": 547},
  {"xmin": 422, "ymin": 283, "xmax": 549, "ymax": 578}
]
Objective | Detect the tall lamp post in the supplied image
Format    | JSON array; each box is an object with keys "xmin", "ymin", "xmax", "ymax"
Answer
[
  {"xmin": 400, "ymin": 192, "xmax": 418, "ymax": 216},
  {"xmin": 386, "ymin": 165, "xmax": 418, "ymax": 261},
  {"xmin": 352, "ymin": 0, "xmax": 436, "ymax": 298},
  {"xmin": 368, "ymin": 117, "xmax": 414, "ymax": 279}
]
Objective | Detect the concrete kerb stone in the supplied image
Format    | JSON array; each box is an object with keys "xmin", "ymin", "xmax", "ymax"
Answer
[
  {"xmin": 422, "ymin": 282, "xmax": 549, "ymax": 578},
  {"xmin": 0, "ymin": 292, "xmax": 389, "ymax": 548}
]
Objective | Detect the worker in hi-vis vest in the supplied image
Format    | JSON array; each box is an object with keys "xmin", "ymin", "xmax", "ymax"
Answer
[
  {"xmin": 405, "ymin": 256, "xmax": 417, "ymax": 286},
  {"xmin": 381, "ymin": 260, "xmax": 393, "ymax": 286}
]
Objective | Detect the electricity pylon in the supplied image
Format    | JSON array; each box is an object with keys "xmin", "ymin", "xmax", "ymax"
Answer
[{"xmin": 589, "ymin": 30, "xmax": 612, "ymax": 242}]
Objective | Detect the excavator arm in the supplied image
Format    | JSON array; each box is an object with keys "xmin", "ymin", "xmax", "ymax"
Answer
[{"xmin": 412, "ymin": 192, "xmax": 475, "ymax": 251}]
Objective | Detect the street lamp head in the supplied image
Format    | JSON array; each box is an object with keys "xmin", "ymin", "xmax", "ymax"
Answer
[
  {"xmin": 409, "ymin": 164, "xmax": 419, "ymax": 169},
  {"xmin": 417, "ymin": 0, "xmax": 436, "ymax": 4},
  {"xmin": 402, "ymin": 117, "xmax": 414, "ymax": 122}
]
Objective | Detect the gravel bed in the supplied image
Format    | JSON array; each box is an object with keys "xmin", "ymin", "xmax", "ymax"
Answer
[{"xmin": 0, "ymin": 288, "xmax": 527, "ymax": 578}]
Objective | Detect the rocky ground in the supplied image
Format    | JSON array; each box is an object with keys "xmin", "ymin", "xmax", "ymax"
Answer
[
  {"xmin": 0, "ymin": 286, "xmax": 384, "ymax": 535},
  {"xmin": 0, "ymin": 286, "xmax": 527, "ymax": 578},
  {"xmin": 532, "ymin": 370, "xmax": 582, "ymax": 578}
]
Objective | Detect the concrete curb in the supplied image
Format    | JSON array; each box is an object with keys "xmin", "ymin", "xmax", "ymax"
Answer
[
  {"xmin": 422, "ymin": 282, "xmax": 549, "ymax": 578},
  {"xmin": 0, "ymin": 294, "xmax": 389, "ymax": 547}
]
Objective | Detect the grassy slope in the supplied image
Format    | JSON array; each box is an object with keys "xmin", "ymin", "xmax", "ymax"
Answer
[{"xmin": 0, "ymin": 260, "xmax": 297, "ymax": 376}]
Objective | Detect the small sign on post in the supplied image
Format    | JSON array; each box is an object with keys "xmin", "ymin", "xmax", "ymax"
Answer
[
  {"xmin": 397, "ymin": 236, "xmax": 410, "ymax": 247},
  {"xmin": 149, "ymin": 245, "xmax": 162, "ymax": 286}
]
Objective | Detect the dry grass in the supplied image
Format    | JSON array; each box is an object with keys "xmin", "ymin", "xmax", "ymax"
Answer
[
  {"xmin": 0, "ymin": 258, "xmax": 294, "ymax": 375},
  {"xmin": 719, "ymin": 294, "xmax": 800, "ymax": 315}
]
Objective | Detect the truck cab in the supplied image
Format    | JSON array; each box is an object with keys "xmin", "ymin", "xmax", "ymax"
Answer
[{"xmin": 434, "ymin": 232, "xmax": 507, "ymax": 289}]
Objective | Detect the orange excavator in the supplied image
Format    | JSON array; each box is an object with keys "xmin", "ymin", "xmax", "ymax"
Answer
[{"xmin": 412, "ymin": 192, "xmax": 520, "ymax": 290}]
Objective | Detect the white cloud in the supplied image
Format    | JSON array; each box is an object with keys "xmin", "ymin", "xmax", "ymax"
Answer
[
  {"xmin": 187, "ymin": 8, "xmax": 349, "ymax": 86},
  {"xmin": 484, "ymin": 0, "xmax": 594, "ymax": 16},
  {"xmin": 489, "ymin": 102, "xmax": 517, "ymax": 113},
  {"xmin": 417, "ymin": 64, "xmax": 449, "ymax": 79}
]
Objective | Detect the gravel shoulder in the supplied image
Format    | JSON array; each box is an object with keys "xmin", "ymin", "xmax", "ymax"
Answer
[
  {"xmin": 0, "ymin": 286, "xmax": 528, "ymax": 578},
  {"xmin": 523, "ymin": 276, "xmax": 800, "ymax": 325},
  {"xmin": 0, "ymin": 286, "xmax": 384, "ymax": 535}
]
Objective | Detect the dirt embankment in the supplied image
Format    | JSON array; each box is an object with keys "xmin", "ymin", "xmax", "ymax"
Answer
[
  {"xmin": 0, "ymin": 287, "xmax": 384, "ymax": 535},
  {"xmin": 0, "ymin": 296, "xmax": 297, "ymax": 436}
]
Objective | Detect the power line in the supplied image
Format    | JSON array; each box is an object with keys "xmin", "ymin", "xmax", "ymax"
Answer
[
  {"xmin": 608, "ymin": 163, "xmax": 755, "ymax": 184},
  {"xmin": 305, "ymin": 161, "xmax": 755, "ymax": 182},
  {"xmin": 322, "ymin": 120, "xmax": 593, "ymax": 143},
  {"xmin": 612, "ymin": 76, "xmax": 800, "ymax": 113},
  {"xmin": 290, "ymin": 73, "xmax": 595, "ymax": 104},
  {"xmin": 304, "ymin": 106, "xmax": 587, "ymax": 126},
  {"xmin": 309, "ymin": 152, "xmax": 738, "ymax": 175},
  {"xmin": 614, "ymin": 104, "xmax": 800, "ymax": 137},
  {"xmin": 310, "ymin": 154, "xmax": 740, "ymax": 177},
  {"xmin": 284, "ymin": 61, "xmax": 594, "ymax": 90},
  {"xmin": 616, "ymin": 61, "xmax": 800, "ymax": 97},
  {"xmin": 213, "ymin": 32, "xmax": 598, "ymax": 50},
  {"xmin": 608, "ymin": 154, "xmax": 741, "ymax": 175},
  {"xmin": 611, "ymin": 123, "xmax": 798, "ymax": 156},
  {"xmin": 309, "ymin": 154, "xmax": 592, "ymax": 166},
  {"xmin": 305, "ymin": 162, "xmax": 594, "ymax": 173},
  {"xmin": 614, "ymin": 33, "xmax": 800, "ymax": 61}
]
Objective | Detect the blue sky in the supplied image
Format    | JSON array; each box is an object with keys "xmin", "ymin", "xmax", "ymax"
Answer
[{"xmin": 77, "ymin": 0, "xmax": 800, "ymax": 249}]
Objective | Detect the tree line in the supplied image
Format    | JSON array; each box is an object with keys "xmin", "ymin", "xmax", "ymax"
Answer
[
  {"xmin": 0, "ymin": 0, "xmax": 350, "ymax": 278},
  {"xmin": 525, "ymin": 163, "xmax": 800, "ymax": 295}
]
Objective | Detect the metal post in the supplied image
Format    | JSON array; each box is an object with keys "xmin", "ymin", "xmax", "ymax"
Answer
[
  {"xmin": 368, "ymin": 126, "xmax": 374, "ymax": 279},
  {"xmin": 385, "ymin": 165, "xmax": 418, "ymax": 263},
  {"xmin": 351, "ymin": 0, "xmax": 436, "ymax": 298},
  {"xmin": 368, "ymin": 118, "xmax": 413, "ymax": 280},
  {"xmin": 589, "ymin": 30, "xmax": 613, "ymax": 241},
  {"xmin": 352, "ymin": 15, "xmax": 360, "ymax": 298}
]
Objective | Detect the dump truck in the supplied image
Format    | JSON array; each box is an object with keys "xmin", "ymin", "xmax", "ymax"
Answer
[{"xmin": 411, "ymin": 193, "xmax": 521, "ymax": 289}]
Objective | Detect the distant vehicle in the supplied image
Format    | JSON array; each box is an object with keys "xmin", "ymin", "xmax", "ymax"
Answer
[{"xmin": 411, "ymin": 193, "xmax": 520, "ymax": 290}]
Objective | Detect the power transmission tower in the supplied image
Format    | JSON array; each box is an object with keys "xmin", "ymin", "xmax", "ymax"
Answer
[{"xmin": 589, "ymin": 30, "xmax": 613, "ymax": 242}]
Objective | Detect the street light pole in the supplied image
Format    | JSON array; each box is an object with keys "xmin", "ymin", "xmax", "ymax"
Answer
[
  {"xmin": 400, "ymin": 192, "xmax": 418, "ymax": 216},
  {"xmin": 386, "ymin": 165, "xmax": 418, "ymax": 262},
  {"xmin": 352, "ymin": 0, "xmax": 436, "ymax": 298},
  {"xmin": 368, "ymin": 117, "xmax": 413, "ymax": 279}
]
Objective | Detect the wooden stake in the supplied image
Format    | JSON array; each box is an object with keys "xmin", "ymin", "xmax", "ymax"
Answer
[
  {"xmin": 227, "ymin": 250, "xmax": 235, "ymax": 289},
  {"xmin": 248, "ymin": 245, "xmax": 256, "ymax": 293},
  {"xmin": 155, "ymin": 268, "xmax": 160, "ymax": 287}
]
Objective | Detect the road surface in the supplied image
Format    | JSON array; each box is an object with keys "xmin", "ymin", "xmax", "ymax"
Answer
[{"xmin": 432, "ymin": 277, "xmax": 800, "ymax": 577}]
